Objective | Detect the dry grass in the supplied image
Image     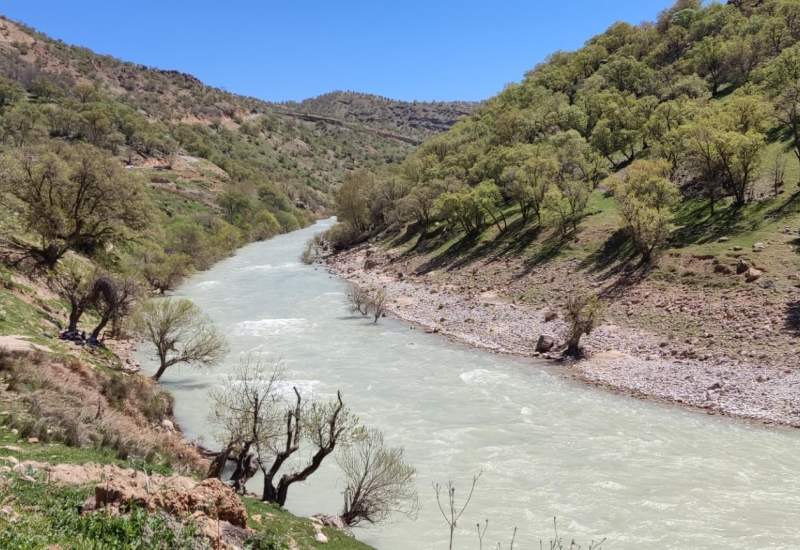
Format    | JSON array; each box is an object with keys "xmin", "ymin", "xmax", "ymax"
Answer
[{"xmin": 0, "ymin": 350, "xmax": 206, "ymax": 474}]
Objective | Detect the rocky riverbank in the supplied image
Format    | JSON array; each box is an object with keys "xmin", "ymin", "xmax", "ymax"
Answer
[{"xmin": 325, "ymin": 243, "xmax": 800, "ymax": 428}]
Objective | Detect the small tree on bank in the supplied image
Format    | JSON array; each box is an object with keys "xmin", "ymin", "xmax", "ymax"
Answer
[
  {"xmin": 134, "ymin": 298, "xmax": 228, "ymax": 381},
  {"xmin": 338, "ymin": 427, "xmax": 419, "ymax": 527},
  {"xmin": 563, "ymin": 293, "xmax": 603, "ymax": 358},
  {"xmin": 210, "ymin": 358, "xmax": 361, "ymax": 507},
  {"xmin": 346, "ymin": 284, "xmax": 388, "ymax": 323}
]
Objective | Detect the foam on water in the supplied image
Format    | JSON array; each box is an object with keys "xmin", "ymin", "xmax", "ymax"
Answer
[{"xmin": 234, "ymin": 318, "xmax": 307, "ymax": 336}]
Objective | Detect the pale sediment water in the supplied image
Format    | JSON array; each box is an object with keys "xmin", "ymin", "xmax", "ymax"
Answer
[{"xmin": 137, "ymin": 218, "xmax": 800, "ymax": 550}]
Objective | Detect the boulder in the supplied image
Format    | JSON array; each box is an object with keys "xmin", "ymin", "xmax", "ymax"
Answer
[
  {"xmin": 744, "ymin": 267, "xmax": 762, "ymax": 283},
  {"xmin": 543, "ymin": 310, "xmax": 558, "ymax": 322},
  {"xmin": 736, "ymin": 258, "xmax": 750, "ymax": 274},
  {"xmin": 535, "ymin": 335, "xmax": 555, "ymax": 352},
  {"xmin": 753, "ymin": 242, "xmax": 766, "ymax": 252}
]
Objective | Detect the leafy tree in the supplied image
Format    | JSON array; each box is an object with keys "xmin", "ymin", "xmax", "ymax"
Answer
[
  {"xmin": 681, "ymin": 97, "xmax": 768, "ymax": 207},
  {"xmin": 134, "ymin": 298, "xmax": 228, "ymax": 381},
  {"xmin": 0, "ymin": 76, "xmax": 24, "ymax": 111},
  {"xmin": 1, "ymin": 102, "xmax": 46, "ymax": 146},
  {"xmin": 501, "ymin": 146, "xmax": 557, "ymax": 223},
  {"xmin": 692, "ymin": 36, "xmax": 729, "ymax": 95},
  {"xmin": 611, "ymin": 159, "xmax": 680, "ymax": 260},
  {"xmin": 473, "ymin": 180, "xmax": 507, "ymax": 233},
  {"xmin": 564, "ymin": 293, "xmax": 603, "ymax": 357},
  {"xmin": 335, "ymin": 170, "xmax": 373, "ymax": 233},
  {"xmin": 543, "ymin": 180, "xmax": 590, "ymax": 234},
  {"xmin": 0, "ymin": 143, "xmax": 149, "ymax": 267},
  {"xmin": 764, "ymin": 44, "xmax": 800, "ymax": 169},
  {"xmin": 434, "ymin": 187, "xmax": 484, "ymax": 235}
]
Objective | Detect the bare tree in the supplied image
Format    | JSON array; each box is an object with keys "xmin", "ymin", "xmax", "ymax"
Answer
[
  {"xmin": 369, "ymin": 288, "xmax": 387, "ymax": 324},
  {"xmin": 88, "ymin": 275, "xmax": 141, "ymax": 341},
  {"xmin": 208, "ymin": 357, "xmax": 282, "ymax": 492},
  {"xmin": 346, "ymin": 283, "xmax": 370, "ymax": 316},
  {"xmin": 346, "ymin": 284, "xmax": 388, "ymax": 323},
  {"xmin": 337, "ymin": 427, "xmax": 418, "ymax": 527},
  {"xmin": 134, "ymin": 298, "xmax": 228, "ymax": 381},
  {"xmin": 48, "ymin": 257, "xmax": 94, "ymax": 334},
  {"xmin": 434, "ymin": 471, "xmax": 482, "ymax": 550},
  {"xmin": 262, "ymin": 391, "xmax": 359, "ymax": 506}
]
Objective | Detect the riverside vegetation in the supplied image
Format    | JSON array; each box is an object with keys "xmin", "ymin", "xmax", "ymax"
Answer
[{"xmin": 323, "ymin": 0, "xmax": 800, "ymax": 426}]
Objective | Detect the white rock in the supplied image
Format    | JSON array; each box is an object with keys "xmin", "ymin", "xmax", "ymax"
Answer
[{"xmin": 314, "ymin": 531, "xmax": 329, "ymax": 543}]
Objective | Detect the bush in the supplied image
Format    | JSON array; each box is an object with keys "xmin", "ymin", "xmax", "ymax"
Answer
[{"xmin": 324, "ymin": 223, "xmax": 365, "ymax": 250}]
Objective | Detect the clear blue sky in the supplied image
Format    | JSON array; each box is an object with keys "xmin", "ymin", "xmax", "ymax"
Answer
[{"xmin": 2, "ymin": 1, "xmax": 672, "ymax": 102}]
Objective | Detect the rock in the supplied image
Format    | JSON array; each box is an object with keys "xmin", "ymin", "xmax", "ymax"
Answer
[
  {"xmin": 713, "ymin": 264, "xmax": 732, "ymax": 275},
  {"xmin": 0, "ymin": 505, "xmax": 19, "ymax": 523},
  {"xmin": 707, "ymin": 382, "xmax": 722, "ymax": 391},
  {"xmin": 543, "ymin": 310, "xmax": 557, "ymax": 322},
  {"xmin": 535, "ymin": 335, "xmax": 555, "ymax": 352},
  {"xmin": 736, "ymin": 259, "xmax": 750, "ymax": 274},
  {"xmin": 0, "ymin": 456, "xmax": 19, "ymax": 467},
  {"xmin": 160, "ymin": 419, "xmax": 175, "ymax": 431},
  {"xmin": 744, "ymin": 267, "xmax": 762, "ymax": 282},
  {"xmin": 753, "ymin": 242, "xmax": 766, "ymax": 252},
  {"xmin": 363, "ymin": 258, "xmax": 377, "ymax": 270},
  {"xmin": 718, "ymin": 236, "xmax": 729, "ymax": 242},
  {"xmin": 312, "ymin": 514, "xmax": 347, "ymax": 531},
  {"xmin": 315, "ymin": 531, "xmax": 329, "ymax": 543},
  {"xmin": 86, "ymin": 471, "xmax": 247, "ymax": 528},
  {"xmin": 250, "ymin": 514, "xmax": 262, "ymax": 524}
]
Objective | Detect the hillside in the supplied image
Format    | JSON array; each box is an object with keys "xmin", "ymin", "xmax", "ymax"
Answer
[
  {"xmin": 286, "ymin": 91, "xmax": 476, "ymax": 143},
  {"xmin": 325, "ymin": 0, "xmax": 800, "ymax": 425}
]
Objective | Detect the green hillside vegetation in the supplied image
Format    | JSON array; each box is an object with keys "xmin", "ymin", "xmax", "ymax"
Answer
[{"xmin": 331, "ymin": 0, "xmax": 800, "ymax": 296}]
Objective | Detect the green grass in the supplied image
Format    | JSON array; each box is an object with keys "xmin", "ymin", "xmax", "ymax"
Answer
[
  {"xmin": 243, "ymin": 498, "xmax": 374, "ymax": 550},
  {"xmin": 0, "ymin": 473, "xmax": 202, "ymax": 549}
]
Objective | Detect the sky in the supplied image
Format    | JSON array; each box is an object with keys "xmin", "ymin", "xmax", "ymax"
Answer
[{"xmin": 2, "ymin": 1, "xmax": 672, "ymax": 103}]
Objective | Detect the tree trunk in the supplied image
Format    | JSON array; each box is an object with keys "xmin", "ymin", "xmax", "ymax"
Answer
[
  {"xmin": 90, "ymin": 313, "xmax": 112, "ymax": 341},
  {"xmin": 207, "ymin": 442, "xmax": 234, "ymax": 479},
  {"xmin": 152, "ymin": 361, "xmax": 168, "ymax": 381}
]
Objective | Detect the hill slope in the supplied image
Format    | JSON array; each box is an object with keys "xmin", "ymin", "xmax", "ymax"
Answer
[
  {"xmin": 326, "ymin": 0, "xmax": 800, "ymax": 426},
  {"xmin": 286, "ymin": 91, "xmax": 476, "ymax": 143}
]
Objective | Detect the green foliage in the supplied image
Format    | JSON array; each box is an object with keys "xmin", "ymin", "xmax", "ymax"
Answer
[
  {"xmin": 0, "ymin": 142, "xmax": 149, "ymax": 266},
  {"xmin": 564, "ymin": 293, "xmax": 604, "ymax": 357},
  {"xmin": 610, "ymin": 159, "xmax": 680, "ymax": 259}
]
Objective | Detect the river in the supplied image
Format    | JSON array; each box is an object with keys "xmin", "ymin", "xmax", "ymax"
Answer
[{"xmin": 137, "ymin": 218, "xmax": 800, "ymax": 549}]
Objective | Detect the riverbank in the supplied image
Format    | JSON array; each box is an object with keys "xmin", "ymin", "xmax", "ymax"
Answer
[{"xmin": 325, "ymin": 242, "xmax": 800, "ymax": 428}]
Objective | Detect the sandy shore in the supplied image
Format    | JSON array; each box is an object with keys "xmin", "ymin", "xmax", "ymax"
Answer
[{"xmin": 325, "ymin": 244, "xmax": 800, "ymax": 428}]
